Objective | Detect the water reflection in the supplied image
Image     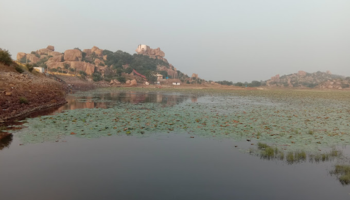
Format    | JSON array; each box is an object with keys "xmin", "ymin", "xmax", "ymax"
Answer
[
  {"xmin": 0, "ymin": 133, "xmax": 13, "ymax": 150},
  {"xmin": 56, "ymin": 91, "xmax": 200, "ymax": 113}
]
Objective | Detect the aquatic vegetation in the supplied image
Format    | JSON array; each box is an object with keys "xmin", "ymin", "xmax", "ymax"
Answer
[
  {"xmin": 331, "ymin": 165, "xmax": 350, "ymax": 185},
  {"xmin": 9, "ymin": 88, "xmax": 350, "ymax": 154}
]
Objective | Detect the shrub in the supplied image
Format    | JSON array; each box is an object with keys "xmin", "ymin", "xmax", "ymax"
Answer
[
  {"xmin": 0, "ymin": 49, "xmax": 12, "ymax": 66},
  {"xmin": 26, "ymin": 63, "xmax": 34, "ymax": 72},
  {"xmin": 15, "ymin": 65, "xmax": 24, "ymax": 73},
  {"xmin": 79, "ymin": 71, "xmax": 87, "ymax": 76},
  {"xmin": 92, "ymin": 72, "xmax": 102, "ymax": 82},
  {"xmin": 117, "ymin": 76, "xmax": 126, "ymax": 83},
  {"xmin": 19, "ymin": 97, "xmax": 28, "ymax": 104}
]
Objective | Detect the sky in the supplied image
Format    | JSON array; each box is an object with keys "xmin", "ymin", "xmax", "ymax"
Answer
[{"xmin": 1, "ymin": 0, "xmax": 349, "ymax": 82}]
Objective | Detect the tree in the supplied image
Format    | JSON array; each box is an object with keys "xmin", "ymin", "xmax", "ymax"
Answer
[
  {"xmin": 63, "ymin": 63, "xmax": 70, "ymax": 74},
  {"xmin": 0, "ymin": 49, "xmax": 12, "ymax": 66},
  {"xmin": 117, "ymin": 76, "xmax": 126, "ymax": 83},
  {"xmin": 235, "ymin": 82, "xmax": 243, "ymax": 87},
  {"xmin": 145, "ymin": 70, "xmax": 157, "ymax": 83}
]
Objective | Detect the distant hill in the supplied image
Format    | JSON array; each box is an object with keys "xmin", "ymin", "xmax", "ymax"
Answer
[
  {"xmin": 266, "ymin": 71, "xmax": 350, "ymax": 89},
  {"xmin": 16, "ymin": 45, "xmax": 204, "ymax": 84}
]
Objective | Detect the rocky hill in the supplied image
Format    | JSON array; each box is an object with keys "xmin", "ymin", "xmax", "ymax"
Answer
[
  {"xmin": 266, "ymin": 70, "xmax": 350, "ymax": 89},
  {"xmin": 16, "ymin": 44, "xmax": 202, "ymax": 85}
]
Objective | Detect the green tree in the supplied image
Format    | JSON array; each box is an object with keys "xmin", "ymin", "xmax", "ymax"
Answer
[{"xmin": 0, "ymin": 49, "xmax": 12, "ymax": 66}]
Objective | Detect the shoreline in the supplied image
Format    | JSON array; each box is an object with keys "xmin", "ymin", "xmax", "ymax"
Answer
[{"xmin": 0, "ymin": 100, "xmax": 67, "ymax": 123}]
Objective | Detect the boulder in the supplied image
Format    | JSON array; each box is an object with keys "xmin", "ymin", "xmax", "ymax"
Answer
[
  {"xmin": 47, "ymin": 45, "xmax": 55, "ymax": 51},
  {"xmin": 68, "ymin": 61, "xmax": 95, "ymax": 75},
  {"xmin": 37, "ymin": 48, "xmax": 53, "ymax": 55},
  {"xmin": 26, "ymin": 54, "xmax": 40, "ymax": 63},
  {"xmin": 130, "ymin": 79, "xmax": 137, "ymax": 86},
  {"xmin": 49, "ymin": 55, "xmax": 63, "ymax": 62},
  {"xmin": 192, "ymin": 73, "xmax": 198, "ymax": 79},
  {"xmin": 94, "ymin": 58, "xmax": 103, "ymax": 65},
  {"xmin": 64, "ymin": 49, "xmax": 82, "ymax": 61},
  {"xmin": 298, "ymin": 71, "xmax": 307, "ymax": 77},
  {"xmin": 91, "ymin": 46, "xmax": 103, "ymax": 56},
  {"xmin": 270, "ymin": 74, "xmax": 280, "ymax": 82},
  {"xmin": 48, "ymin": 51, "xmax": 62, "ymax": 57},
  {"xmin": 17, "ymin": 52, "xmax": 26, "ymax": 61},
  {"xmin": 83, "ymin": 49, "xmax": 92, "ymax": 55},
  {"xmin": 103, "ymin": 55, "xmax": 107, "ymax": 60},
  {"xmin": 40, "ymin": 55, "xmax": 48, "ymax": 60},
  {"xmin": 126, "ymin": 80, "xmax": 131, "ymax": 84},
  {"xmin": 46, "ymin": 61, "xmax": 65, "ymax": 70}
]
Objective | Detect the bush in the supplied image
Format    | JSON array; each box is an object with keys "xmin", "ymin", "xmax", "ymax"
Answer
[
  {"xmin": 117, "ymin": 76, "xmax": 126, "ymax": 83},
  {"xmin": 26, "ymin": 63, "xmax": 34, "ymax": 72},
  {"xmin": 15, "ymin": 65, "xmax": 24, "ymax": 73},
  {"xmin": 92, "ymin": 72, "xmax": 102, "ymax": 82},
  {"xmin": 79, "ymin": 71, "xmax": 87, "ymax": 76},
  {"xmin": 0, "ymin": 49, "xmax": 12, "ymax": 66},
  {"xmin": 19, "ymin": 97, "xmax": 28, "ymax": 104}
]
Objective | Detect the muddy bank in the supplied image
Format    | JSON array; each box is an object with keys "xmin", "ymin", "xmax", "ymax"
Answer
[{"xmin": 0, "ymin": 64, "xmax": 68, "ymax": 123}]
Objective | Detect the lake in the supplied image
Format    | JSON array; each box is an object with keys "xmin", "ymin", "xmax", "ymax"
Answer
[{"xmin": 1, "ymin": 88, "xmax": 350, "ymax": 200}]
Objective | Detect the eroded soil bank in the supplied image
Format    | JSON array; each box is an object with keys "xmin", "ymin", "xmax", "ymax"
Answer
[{"xmin": 0, "ymin": 64, "xmax": 68, "ymax": 122}]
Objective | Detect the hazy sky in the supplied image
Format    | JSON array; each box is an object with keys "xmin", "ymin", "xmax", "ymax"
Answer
[{"xmin": 1, "ymin": 0, "xmax": 349, "ymax": 82}]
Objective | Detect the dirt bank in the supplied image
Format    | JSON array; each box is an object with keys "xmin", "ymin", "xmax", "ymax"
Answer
[{"xmin": 0, "ymin": 63, "xmax": 68, "ymax": 122}]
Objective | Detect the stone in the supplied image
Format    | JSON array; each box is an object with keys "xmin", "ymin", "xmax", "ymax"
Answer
[
  {"xmin": 47, "ymin": 45, "xmax": 55, "ymax": 51},
  {"xmin": 298, "ymin": 71, "xmax": 307, "ymax": 77},
  {"xmin": 103, "ymin": 55, "xmax": 107, "ymax": 61},
  {"xmin": 26, "ymin": 54, "xmax": 40, "ymax": 63},
  {"xmin": 40, "ymin": 55, "xmax": 48, "ymax": 60},
  {"xmin": 192, "ymin": 73, "xmax": 198, "ymax": 79},
  {"xmin": 49, "ymin": 55, "xmax": 63, "ymax": 62},
  {"xmin": 91, "ymin": 46, "xmax": 103, "ymax": 56},
  {"xmin": 83, "ymin": 49, "xmax": 92, "ymax": 55},
  {"xmin": 48, "ymin": 51, "xmax": 62, "ymax": 57},
  {"xmin": 270, "ymin": 74, "xmax": 280, "ymax": 82},
  {"xmin": 17, "ymin": 52, "xmax": 26, "ymax": 61},
  {"xmin": 64, "ymin": 49, "xmax": 82, "ymax": 61},
  {"xmin": 5, "ymin": 92, "xmax": 11, "ymax": 96},
  {"xmin": 68, "ymin": 61, "xmax": 95, "ymax": 75},
  {"xmin": 37, "ymin": 48, "xmax": 53, "ymax": 55},
  {"xmin": 94, "ymin": 58, "xmax": 102, "ymax": 65},
  {"xmin": 126, "ymin": 80, "xmax": 131, "ymax": 84},
  {"xmin": 130, "ymin": 79, "xmax": 137, "ymax": 86}
]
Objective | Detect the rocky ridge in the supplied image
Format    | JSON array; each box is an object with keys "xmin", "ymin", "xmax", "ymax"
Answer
[{"xmin": 266, "ymin": 70, "xmax": 349, "ymax": 89}]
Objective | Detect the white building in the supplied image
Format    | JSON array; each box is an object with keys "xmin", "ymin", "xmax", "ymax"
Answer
[{"xmin": 34, "ymin": 67, "xmax": 45, "ymax": 73}]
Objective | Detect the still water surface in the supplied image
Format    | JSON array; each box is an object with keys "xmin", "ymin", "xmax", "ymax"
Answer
[{"xmin": 1, "ymin": 90, "xmax": 350, "ymax": 200}]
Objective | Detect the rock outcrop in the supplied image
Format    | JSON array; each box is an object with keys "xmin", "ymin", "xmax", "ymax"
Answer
[
  {"xmin": 47, "ymin": 45, "xmax": 55, "ymax": 51},
  {"xmin": 130, "ymin": 79, "xmax": 137, "ymax": 86},
  {"xmin": 26, "ymin": 54, "xmax": 40, "ymax": 64},
  {"xmin": 192, "ymin": 73, "xmax": 198, "ymax": 79},
  {"xmin": 49, "ymin": 55, "xmax": 63, "ymax": 62},
  {"xmin": 298, "ymin": 71, "xmax": 307, "ymax": 77},
  {"xmin": 68, "ymin": 61, "xmax": 95, "ymax": 75},
  {"xmin": 37, "ymin": 48, "xmax": 53, "ymax": 55},
  {"xmin": 64, "ymin": 49, "xmax": 82, "ymax": 61},
  {"xmin": 91, "ymin": 46, "xmax": 103, "ymax": 56},
  {"xmin": 17, "ymin": 52, "xmax": 26, "ymax": 61}
]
